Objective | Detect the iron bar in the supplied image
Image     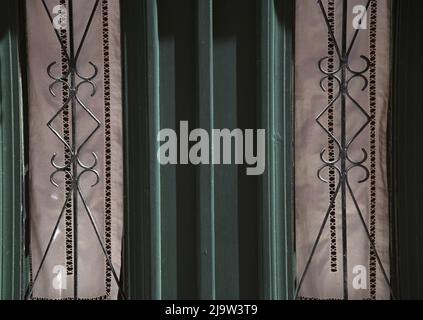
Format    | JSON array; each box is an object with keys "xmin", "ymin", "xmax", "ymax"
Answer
[
  {"xmin": 340, "ymin": 0, "xmax": 348, "ymax": 300},
  {"xmin": 68, "ymin": 0, "xmax": 78, "ymax": 300}
]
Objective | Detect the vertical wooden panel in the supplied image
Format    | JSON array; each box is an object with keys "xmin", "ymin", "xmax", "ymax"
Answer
[
  {"xmin": 0, "ymin": 0, "xmax": 24, "ymax": 300},
  {"xmin": 146, "ymin": 0, "xmax": 162, "ymax": 300},
  {"xmin": 259, "ymin": 0, "xmax": 295, "ymax": 300},
  {"xmin": 213, "ymin": 0, "xmax": 243, "ymax": 299},
  {"xmin": 157, "ymin": 0, "xmax": 198, "ymax": 299},
  {"xmin": 157, "ymin": 0, "xmax": 178, "ymax": 299},
  {"xmin": 122, "ymin": 0, "xmax": 295, "ymax": 300},
  {"xmin": 197, "ymin": 0, "xmax": 216, "ymax": 300},
  {"xmin": 121, "ymin": 0, "xmax": 161, "ymax": 300}
]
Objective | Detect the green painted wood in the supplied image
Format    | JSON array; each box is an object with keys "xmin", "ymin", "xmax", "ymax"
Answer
[
  {"xmin": 212, "ymin": 0, "xmax": 241, "ymax": 299},
  {"xmin": 170, "ymin": 1, "xmax": 200, "ymax": 297},
  {"xmin": 0, "ymin": 0, "xmax": 25, "ymax": 300},
  {"xmin": 122, "ymin": 0, "xmax": 295, "ymax": 300},
  {"xmin": 197, "ymin": 0, "xmax": 216, "ymax": 300},
  {"xmin": 391, "ymin": 0, "xmax": 423, "ymax": 300},
  {"xmin": 157, "ymin": 19, "xmax": 178, "ymax": 298},
  {"xmin": 157, "ymin": 0, "xmax": 198, "ymax": 299},
  {"xmin": 259, "ymin": 0, "xmax": 295, "ymax": 300},
  {"xmin": 146, "ymin": 0, "xmax": 163, "ymax": 300},
  {"xmin": 121, "ymin": 0, "xmax": 161, "ymax": 300}
]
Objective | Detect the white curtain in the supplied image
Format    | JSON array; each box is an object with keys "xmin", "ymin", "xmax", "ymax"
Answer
[
  {"xmin": 295, "ymin": 0, "xmax": 391, "ymax": 299},
  {"xmin": 26, "ymin": 0, "xmax": 123, "ymax": 299}
]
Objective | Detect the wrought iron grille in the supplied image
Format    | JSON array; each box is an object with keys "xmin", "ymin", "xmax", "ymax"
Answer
[
  {"xmin": 295, "ymin": 0, "xmax": 393, "ymax": 300},
  {"xmin": 24, "ymin": 0, "xmax": 125, "ymax": 300}
]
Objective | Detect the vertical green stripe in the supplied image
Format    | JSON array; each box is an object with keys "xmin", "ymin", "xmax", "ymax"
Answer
[
  {"xmin": 279, "ymin": 0, "xmax": 295, "ymax": 299},
  {"xmin": 157, "ymin": 1, "xmax": 177, "ymax": 298},
  {"xmin": 260, "ymin": 0, "xmax": 276, "ymax": 299},
  {"xmin": 259, "ymin": 0, "xmax": 294, "ymax": 300},
  {"xmin": 0, "ymin": 0, "xmax": 24, "ymax": 300},
  {"xmin": 197, "ymin": 0, "xmax": 216, "ymax": 300},
  {"xmin": 146, "ymin": 0, "xmax": 162, "ymax": 300},
  {"xmin": 213, "ymin": 0, "xmax": 241, "ymax": 298},
  {"xmin": 121, "ymin": 0, "xmax": 160, "ymax": 299}
]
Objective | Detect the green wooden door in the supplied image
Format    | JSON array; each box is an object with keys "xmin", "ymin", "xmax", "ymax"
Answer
[{"xmin": 121, "ymin": 0, "xmax": 295, "ymax": 300}]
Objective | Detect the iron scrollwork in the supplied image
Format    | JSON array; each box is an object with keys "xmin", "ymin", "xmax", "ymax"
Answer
[
  {"xmin": 25, "ymin": 0, "xmax": 125, "ymax": 300},
  {"xmin": 295, "ymin": 0, "xmax": 393, "ymax": 300}
]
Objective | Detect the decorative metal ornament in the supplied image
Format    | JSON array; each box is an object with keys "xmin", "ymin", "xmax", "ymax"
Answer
[
  {"xmin": 295, "ymin": 0, "xmax": 393, "ymax": 300},
  {"xmin": 25, "ymin": 0, "xmax": 125, "ymax": 300}
]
